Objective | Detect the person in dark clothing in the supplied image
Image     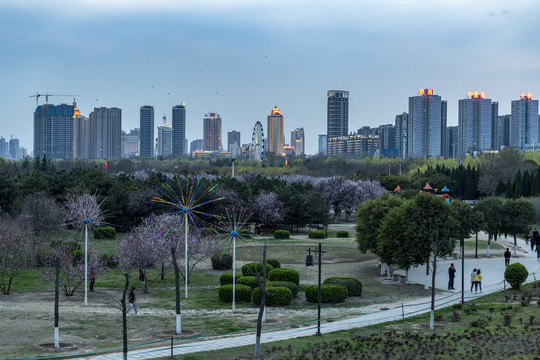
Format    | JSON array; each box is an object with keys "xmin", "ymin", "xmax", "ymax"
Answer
[
  {"xmin": 89, "ymin": 270, "xmax": 96, "ymax": 292},
  {"xmin": 504, "ymin": 248, "xmax": 511, "ymax": 267},
  {"xmin": 126, "ymin": 287, "xmax": 138, "ymax": 315},
  {"xmin": 532, "ymin": 235, "xmax": 537, "ymax": 251},
  {"xmin": 448, "ymin": 263, "xmax": 456, "ymax": 290}
]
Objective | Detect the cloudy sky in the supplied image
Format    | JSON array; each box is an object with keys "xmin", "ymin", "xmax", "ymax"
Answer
[{"xmin": 1, "ymin": 0, "xmax": 539, "ymax": 155}]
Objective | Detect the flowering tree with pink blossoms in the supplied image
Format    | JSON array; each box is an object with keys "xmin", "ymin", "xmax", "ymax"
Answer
[{"xmin": 252, "ymin": 191, "xmax": 284, "ymax": 230}]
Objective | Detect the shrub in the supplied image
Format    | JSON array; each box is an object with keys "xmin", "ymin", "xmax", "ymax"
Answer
[
  {"xmin": 268, "ymin": 268, "xmax": 300, "ymax": 285},
  {"xmin": 94, "ymin": 226, "xmax": 116, "ymax": 239},
  {"xmin": 218, "ymin": 284, "xmax": 252, "ymax": 303},
  {"xmin": 239, "ymin": 229, "xmax": 251, "ymax": 238},
  {"xmin": 268, "ymin": 281, "xmax": 298, "ymax": 297},
  {"xmin": 241, "ymin": 262, "xmax": 274, "ymax": 277},
  {"xmin": 211, "ymin": 253, "xmax": 233, "ymax": 270},
  {"xmin": 266, "ymin": 259, "xmax": 281, "ymax": 269},
  {"xmin": 308, "ymin": 230, "xmax": 327, "ymax": 239},
  {"xmin": 252, "ymin": 286, "xmax": 293, "ymax": 306},
  {"xmin": 336, "ymin": 230, "xmax": 349, "ymax": 238},
  {"xmin": 305, "ymin": 284, "xmax": 348, "ymax": 304},
  {"xmin": 237, "ymin": 276, "xmax": 259, "ymax": 288},
  {"xmin": 504, "ymin": 263, "xmax": 528, "ymax": 290},
  {"xmin": 219, "ymin": 272, "xmax": 242, "ymax": 286},
  {"xmin": 274, "ymin": 230, "xmax": 290, "ymax": 239},
  {"xmin": 323, "ymin": 277, "xmax": 362, "ymax": 296},
  {"xmin": 99, "ymin": 253, "xmax": 118, "ymax": 268}
]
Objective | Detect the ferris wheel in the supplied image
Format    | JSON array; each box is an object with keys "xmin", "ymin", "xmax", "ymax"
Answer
[{"xmin": 251, "ymin": 121, "xmax": 265, "ymax": 162}]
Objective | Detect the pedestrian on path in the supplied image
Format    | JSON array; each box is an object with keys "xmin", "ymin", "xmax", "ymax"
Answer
[
  {"xmin": 89, "ymin": 270, "xmax": 96, "ymax": 292},
  {"xmin": 470, "ymin": 268, "xmax": 477, "ymax": 292},
  {"xmin": 126, "ymin": 287, "xmax": 138, "ymax": 315},
  {"xmin": 474, "ymin": 269, "xmax": 483, "ymax": 294},
  {"xmin": 532, "ymin": 236, "xmax": 536, "ymax": 251},
  {"xmin": 504, "ymin": 248, "xmax": 511, "ymax": 267},
  {"xmin": 448, "ymin": 263, "xmax": 456, "ymax": 290},
  {"xmin": 536, "ymin": 245, "xmax": 540, "ymax": 260}
]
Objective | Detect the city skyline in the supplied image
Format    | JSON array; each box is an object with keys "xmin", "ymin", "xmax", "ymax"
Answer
[{"xmin": 1, "ymin": 1, "xmax": 540, "ymax": 154}]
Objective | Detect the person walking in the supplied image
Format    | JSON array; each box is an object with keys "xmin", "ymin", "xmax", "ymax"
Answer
[
  {"xmin": 474, "ymin": 269, "xmax": 483, "ymax": 294},
  {"xmin": 504, "ymin": 248, "xmax": 511, "ymax": 267},
  {"xmin": 89, "ymin": 270, "xmax": 96, "ymax": 292},
  {"xmin": 532, "ymin": 235, "xmax": 536, "ymax": 251},
  {"xmin": 536, "ymin": 244, "xmax": 540, "ymax": 260},
  {"xmin": 448, "ymin": 263, "xmax": 456, "ymax": 290},
  {"xmin": 126, "ymin": 287, "xmax": 138, "ymax": 315},
  {"xmin": 470, "ymin": 268, "xmax": 477, "ymax": 292}
]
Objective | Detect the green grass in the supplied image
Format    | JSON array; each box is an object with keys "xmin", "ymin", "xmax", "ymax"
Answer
[{"xmin": 463, "ymin": 239, "xmax": 505, "ymax": 251}]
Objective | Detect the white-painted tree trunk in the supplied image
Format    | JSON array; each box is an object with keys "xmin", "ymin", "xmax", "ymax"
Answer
[
  {"xmin": 232, "ymin": 236, "xmax": 236, "ymax": 311},
  {"xmin": 429, "ymin": 310, "xmax": 434, "ymax": 330},
  {"xmin": 185, "ymin": 213, "xmax": 188, "ymax": 299},
  {"xmin": 54, "ymin": 327, "xmax": 59, "ymax": 348},
  {"xmin": 380, "ymin": 263, "xmax": 387, "ymax": 276},
  {"xmin": 513, "ymin": 245, "xmax": 517, "ymax": 257},
  {"xmin": 486, "ymin": 244, "xmax": 490, "ymax": 257},
  {"xmin": 176, "ymin": 313, "xmax": 182, "ymax": 335},
  {"xmin": 262, "ymin": 305, "xmax": 266, "ymax": 323},
  {"xmin": 84, "ymin": 223, "xmax": 88, "ymax": 307}
]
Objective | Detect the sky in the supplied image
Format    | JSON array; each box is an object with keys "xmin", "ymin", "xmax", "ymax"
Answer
[{"xmin": 1, "ymin": 0, "xmax": 540, "ymax": 155}]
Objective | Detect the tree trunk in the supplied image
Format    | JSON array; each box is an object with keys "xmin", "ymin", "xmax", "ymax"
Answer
[
  {"xmin": 430, "ymin": 242, "xmax": 437, "ymax": 330},
  {"xmin": 486, "ymin": 234, "xmax": 491, "ymax": 257},
  {"xmin": 254, "ymin": 245, "xmax": 268, "ymax": 358},
  {"xmin": 121, "ymin": 274, "xmax": 129, "ymax": 360},
  {"xmin": 513, "ymin": 234, "xmax": 517, "ymax": 256},
  {"xmin": 424, "ymin": 262, "xmax": 430, "ymax": 290},
  {"xmin": 54, "ymin": 256, "xmax": 60, "ymax": 349},
  {"xmin": 172, "ymin": 247, "xmax": 182, "ymax": 334}
]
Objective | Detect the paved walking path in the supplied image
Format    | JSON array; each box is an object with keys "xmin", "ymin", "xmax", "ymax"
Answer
[{"xmin": 76, "ymin": 234, "xmax": 540, "ymax": 360}]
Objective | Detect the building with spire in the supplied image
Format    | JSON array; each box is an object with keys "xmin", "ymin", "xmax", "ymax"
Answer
[{"xmin": 266, "ymin": 106, "xmax": 284, "ymax": 155}]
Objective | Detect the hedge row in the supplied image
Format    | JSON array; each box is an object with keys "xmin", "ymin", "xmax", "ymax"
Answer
[
  {"xmin": 323, "ymin": 277, "xmax": 362, "ymax": 296},
  {"xmin": 305, "ymin": 284, "xmax": 348, "ymax": 304},
  {"xmin": 268, "ymin": 268, "xmax": 300, "ymax": 285},
  {"xmin": 252, "ymin": 286, "xmax": 293, "ymax": 306}
]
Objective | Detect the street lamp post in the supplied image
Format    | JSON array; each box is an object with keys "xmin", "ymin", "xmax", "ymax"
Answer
[{"xmin": 83, "ymin": 218, "xmax": 90, "ymax": 307}]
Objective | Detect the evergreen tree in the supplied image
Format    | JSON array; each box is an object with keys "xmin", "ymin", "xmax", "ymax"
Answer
[
  {"xmin": 514, "ymin": 170, "xmax": 522, "ymax": 198},
  {"xmin": 494, "ymin": 180, "xmax": 506, "ymax": 196}
]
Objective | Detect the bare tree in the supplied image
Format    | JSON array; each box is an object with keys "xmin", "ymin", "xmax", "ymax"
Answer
[{"xmin": 21, "ymin": 193, "xmax": 63, "ymax": 238}]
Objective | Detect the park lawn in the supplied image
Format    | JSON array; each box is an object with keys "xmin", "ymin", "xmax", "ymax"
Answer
[
  {"xmin": 463, "ymin": 239, "xmax": 505, "ymax": 251},
  {"xmin": 159, "ymin": 281, "xmax": 540, "ymax": 360}
]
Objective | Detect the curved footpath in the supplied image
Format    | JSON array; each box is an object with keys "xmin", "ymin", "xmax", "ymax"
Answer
[{"xmin": 67, "ymin": 236, "xmax": 540, "ymax": 360}]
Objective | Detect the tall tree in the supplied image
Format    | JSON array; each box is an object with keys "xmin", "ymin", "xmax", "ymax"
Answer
[
  {"xmin": 474, "ymin": 197, "xmax": 504, "ymax": 256},
  {"xmin": 501, "ymin": 198, "xmax": 536, "ymax": 256}
]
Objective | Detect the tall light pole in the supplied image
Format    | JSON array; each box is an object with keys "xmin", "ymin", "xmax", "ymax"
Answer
[{"xmin": 83, "ymin": 218, "xmax": 90, "ymax": 307}]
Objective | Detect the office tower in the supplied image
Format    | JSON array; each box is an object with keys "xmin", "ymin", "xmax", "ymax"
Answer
[
  {"xmin": 88, "ymin": 106, "xmax": 122, "ymax": 160},
  {"xmin": 9, "ymin": 138, "xmax": 19, "ymax": 159},
  {"xmin": 190, "ymin": 139, "xmax": 203, "ymax": 154},
  {"xmin": 407, "ymin": 89, "xmax": 445, "ymax": 158},
  {"xmin": 157, "ymin": 116, "xmax": 173, "ymax": 157},
  {"xmin": 491, "ymin": 102, "xmax": 499, "ymax": 150},
  {"xmin": 327, "ymin": 133, "xmax": 379, "ymax": 158},
  {"xmin": 139, "ymin": 105, "xmax": 154, "ymax": 157},
  {"xmin": 290, "ymin": 127, "xmax": 305, "ymax": 155},
  {"xmin": 318, "ymin": 134, "xmax": 328, "ymax": 155},
  {"xmin": 457, "ymin": 92, "xmax": 493, "ymax": 157},
  {"xmin": 510, "ymin": 93, "xmax": 539, "ymax": 148},
  {"xmin": 228, "ymin": 130, "xmax": 241, "ymax": 154},
  {"xmin": 394, "ymin": 113, "xmax": 408, "ymax": 159},
  {"xmin": 441, "ymin": 100, "xmax": 447, "ymax": 157},
  {"xmin": 0, "ymin": 137, "xmax": 7, "ymax": 158},
  {"xmin": 33, "ymin": 103, "xmax": 74, "ymax": 159},
  {"xmin": 327, "ymin": 90, "xmax": 349, "ymax": 140},
  {"xmin": 267, "ymin": 106, "xmax": 284, "ymax": 154},
  {"xmin": 73, "ymin": 101, "xmax": 90, "ymax": 159},
  {"xmin": 172, "ymin": 102, "xmax": 186, "ymax": 156},
  {"xmin": 203, "ymin": 113, "xmax": 222, "ymax": 151},
  {"xmin": 378, "ymin": 124, "xmax": 395, "ymax": 150},
  {"xmin": 122, "ymin": 128, "xmax": 140, "ymax": 158},
  {"xmin": 446, "ymin": 126, "xmax": 458, "ymax": 159}
]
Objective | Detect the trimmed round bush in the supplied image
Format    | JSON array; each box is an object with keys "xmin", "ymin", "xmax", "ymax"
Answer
[
  {"xmin": 218, "ymin": 284, "xmax": 252, "ymax": 303},
  {"xmin": 241, "ymin": 262, "xmax": 274, "ymax": 277},
  {"xmin": 211, "ymin": 253, "xmax": 233, "ymax": 270},
  {"xmin": 274, "ymin": 230, "xmax": 290, "ymax": 239},
  {"xmin": 94, "ymin": 226, "xmax": 116, "ymax": 239},
  {"xmin": 336, "ymin": 230, "xmax": 349, "ymax": 238},
  {"xmin": 237, "ymin": 276, "xmax": 259, "ymax": 288},
  {"xmin": 219, "ymin": 272, "xmax": 242, "ymax": 286},
  {"xmin": 239, "ymin": 229, "xmax": 251, "ymax": 237},
  {"xmin": 504, "ymin": 262, "xmax": 528, "ymax": 290},
  {"xmin": 252, "ymin": 286, "xmax": 293, "ymax": 306},
  {"xmin": 266, "ymin": 259, "xmax": 281, "ymax": 269},
  {"xmin": 305, "ymin": 284, "xmax": 348, "ymax": 304},
  {"xmin": 308, "ymin": 230, "xmax": 327, "ymax": 239},
  {"xmin": 323, "ymin": 277, "xmax": 362, "ymax": 296},
  {"xmin": 268, "ymin": 268, "xmax": 300, "ymax": 285},
  {"xmin": 268, "ymin": 281, "xmax": 298, "ymax": 297}
]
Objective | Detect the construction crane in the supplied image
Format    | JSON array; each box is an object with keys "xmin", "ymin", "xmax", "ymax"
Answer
[{"xmin": 29, "ymin": 93, "xmax": 81, "ymax": 107}]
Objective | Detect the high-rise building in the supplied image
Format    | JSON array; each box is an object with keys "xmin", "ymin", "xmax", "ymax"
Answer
[
  {"xmin": 73, "ymin": 101, "xmax": 90, "ymax": 159},
  {"xmin": 190, "ymin": 139, "xmax": 203, "ymax": 155},
  {"xmin": 121, "ymin": 128, "xmax": 140, "ymax": 158},
  {"xmin": 394, "ymin": 113, "xmax": 408, "ymax": 159},
  {"xmin": 491, "ymin": 102, "xmax": 499, "ymax": 150},
  {"xmin": 290, "ymin": 128, "xmax": 305, "ymax": 155},
  {"xmin": 33, "ymin": 103, "xmax": 74, "ymax": 159},
  {"xmin": 327, "ymin": 90, "xmax": 349, "ymax": 141},
  {"xmin": 457, "ymin": 92, "xmax": 493, "ymax": 157},
  {"xmin": 510, "ymin": 93, "xmax": 539, "ymax": 148},
  {"xmin": 9, "ymin": 138, "xmax": 20, "ymax": 160},
  {"xmin": 172, "ymin": 103, "xmax": 186, "ymax": 156},
  {"xmin": 496, "ymin": 115, "xmax": 511, "ymax": 150},
  {"xmin": 0, "ymin": 137, "xmax": 8, "ymax": 158},
  {"xmin": 203, "ymin": 113, "xmax": 222, "ymax": 151},
  {"xmin": 267, "ymin": 106, "xmax": 284, "ymax": 154},
  {"xmin": 139, "ymin": 105, "xmax": 154, "ymax": 157},
  {"xmin": 446, "ymin": 126, "xmax": 458, "ymax": 159},
  {"xmin": 89, "ymin": 106, "xmax": 122, "ymax": 160},
  {"xmin": 157, "ymin": 116, "xmax": 173, "ymax": 157},
  {"xmin": 407, "ymin": 89, "xmax": 445, "ymax": 158},
  {"xmin": 378, "ymin": 124, "xmax": 395, "ymax": 150},
  {"xmin": 327, "ymin": 133, "xmax": 379, "ymax": 158},
  {"xmin": 228, "ymin": 130, "xmax": 241, "ymax": 155},
  {"xmin": 318, "ymin": 135, "xmax": 327, "ymax": 155}
]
